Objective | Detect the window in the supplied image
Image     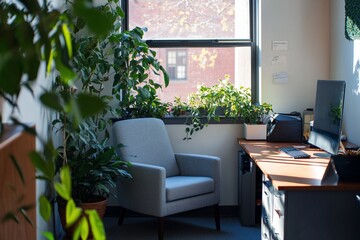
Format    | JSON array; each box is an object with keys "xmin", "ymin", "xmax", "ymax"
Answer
[
  {"xmin": 123, "ymin": 0, "xmax": 258, "ymax": 104},
  {"xmin": 167, "ymin": 50, "xmax": 188, "ymax": 80}
]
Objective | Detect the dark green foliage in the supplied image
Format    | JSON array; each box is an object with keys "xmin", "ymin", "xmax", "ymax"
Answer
[
  {"xmin": 1, "ymin": 0, "xmax": 128, "ymax": 238},
  {"xmin": 0, "ymin": 0, "xmax": 68, "ymax": 106},
  {"xmin": 43, "ymin": 0, "xmax": 133, "ymax": 204},
  {"xmin": 345, "ymin": 0, "xmax": 360, "ymax": 40},
  {"xmin": 180, "ymin": 75, "xmax": 272, "ymax": 140},
  {"xmin": 111, "ymin": 26, "xmax": 170, "ymax": 118},
  {"xmin": 66, "ymin": 144, "xmax": 131, "ymax": 202}
]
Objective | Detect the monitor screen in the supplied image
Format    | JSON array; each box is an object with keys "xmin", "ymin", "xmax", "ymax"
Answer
[{"xmin": 308, "ymin": 80, "xmax": 346, "ymax": 155}]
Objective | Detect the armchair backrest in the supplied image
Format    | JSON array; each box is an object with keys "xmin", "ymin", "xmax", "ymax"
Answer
[{"xmin": 112, "ymin": 118, "xmax": 180, "ymax": 177}]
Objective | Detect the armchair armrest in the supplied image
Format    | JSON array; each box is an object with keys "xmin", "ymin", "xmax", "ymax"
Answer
[
  {"xmin": 175, "ymin": 153, "xmax": 221, "ymax": 178},
  {"xmin": 117, "ymin": 162, "xmax": 167, "ymax": 217},
  {"xmin": 175, "ymin": 153, "xmax": 221, "ymax": 203}
]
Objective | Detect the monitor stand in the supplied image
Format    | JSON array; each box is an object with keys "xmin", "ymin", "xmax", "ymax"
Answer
[{"xmin": 321, "ymin": 159, "xmax": 338, "ymax": 185}]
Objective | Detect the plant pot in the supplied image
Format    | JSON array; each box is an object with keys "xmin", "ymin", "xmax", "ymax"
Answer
[
  {"xmin": 331, "ymin": 155, "xmax": 360, "ymax": 182},
  {"xmin": 244, "ymin": 123, "xmax": 267, "ymax": 140},
  {"xmin": 58, "ymin": 197, "xmax": 108, "ymax": 239}
]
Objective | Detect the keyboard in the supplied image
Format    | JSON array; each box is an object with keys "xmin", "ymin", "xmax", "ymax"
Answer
[{"xmin": 279, "ymin": 146, "xmax": 311, "ymax": 159}]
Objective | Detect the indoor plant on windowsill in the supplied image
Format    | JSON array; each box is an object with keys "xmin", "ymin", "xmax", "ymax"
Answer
[
  {"xmin": 242, "ymin": 101, "xmax": 273, "ymax": 140},
  {"xmin": 182, "ymin": 74, "xmax": 250, "ymax": 140}
]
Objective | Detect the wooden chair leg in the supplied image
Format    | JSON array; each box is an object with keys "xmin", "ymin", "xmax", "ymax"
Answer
[
  {"xmin": 214, "ymin": 204, "xmax": 221, "ymax": 231},
  {"xmin": 158, "ymin": 217, "xmax": 164, "ymax": 240},
  {"xmin": 118, "ymin": 207, "xmax": 126, "ymax": 225}
]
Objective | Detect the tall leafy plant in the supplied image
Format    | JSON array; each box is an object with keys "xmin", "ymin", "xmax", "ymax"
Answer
[
  {"xmin": 0, "ymin": 0, "xmax": 125, "ymax": 239},
  {"xmin": 111, "ymin": 26, "xmax": 170, "ymax": 118},
  {"xmin": 41, "ymin": 0, "xmax": 131, "ymax": 204}
]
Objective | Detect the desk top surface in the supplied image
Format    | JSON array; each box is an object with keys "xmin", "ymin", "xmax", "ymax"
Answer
[{"xmin": 239, "ymin": 140, "xmax": 360, "ymax": 191}]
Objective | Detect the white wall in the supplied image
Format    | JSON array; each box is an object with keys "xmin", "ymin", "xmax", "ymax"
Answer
[
  {"xmin": 330, "ymin": 0, "xmax": 360, "ymax": 145},
  {"xmin": 261, "ymin": 0, "xmax": 330, "ymax": 114}
]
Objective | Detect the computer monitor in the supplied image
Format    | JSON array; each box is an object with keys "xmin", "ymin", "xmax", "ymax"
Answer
[{"xmin": 308, "ymin": 80, "xmax": 346, "ymax": 156}]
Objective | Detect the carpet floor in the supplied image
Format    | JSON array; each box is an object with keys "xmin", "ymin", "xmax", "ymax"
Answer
[{"xmin": 104, "ymin": 217, "xmax": 261, "ymax": 240}]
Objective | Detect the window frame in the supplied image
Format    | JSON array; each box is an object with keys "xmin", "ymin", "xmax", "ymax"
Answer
[{"xmin": 121, "ymin": 0, "xmax": 259, "ymax": 103}]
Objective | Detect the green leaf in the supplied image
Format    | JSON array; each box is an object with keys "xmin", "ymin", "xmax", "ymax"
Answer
[
  {"xmin": 77, "ymin": 93, "xmax": 106, "ymax": 118},
  {"xmin": 42, "ymin": 231, "xmax": 55, "ymax": 240},
  {"xmin": 66, "ymin": 199, "xmax": 82, "ymax": 227},
  {"xmin": 60, "ymin": 166, "xmax": 72, "ymax": 196},
  {"xmin": 39, "ymin": 195, "xmax": 52, "ymax": 222},
  {"xmin": 54, "ymin": 183, "xmax": 70, "ymax": 201},
  {"xmin": 46, "ymin": 48, "xmax": 55, "ymax": 75},
  {"xmin": 0, "ymin": 52, "xmax": 22, "ymax": 95},
  {"xmin": 73, "ymin": 0, "xmax": 113, "ymax": 38},
  {"xmin": 54, "ymin": 54, "xmax": 76, "ymax": 84},
  {"xmin": 29, "ymin": 151, "xmax": 54, "ymax": 181},
  {"xmin": 40, "ymin": 92, "xmax": 63, "ymax": 112},
  {"xmin": 72, "ymin": 216, "xmax": 88, "ymax": 240},
  {"xmin": 62, "ymin": 23, "xmax": 73, "ymax": 58},
  {"xmin": 116, "ymin": 6, "xmax": 125, "ymax": 18},
  {"xmin": 80, "ymin": 217, "xmax": 89, "ymax": 240},
  {"xmin": 86, "ymin": 209, "xmax": 106, "ymax": 240},
  {"xmin": 55, "ymin": 166, "xmax": 72, "ymax": 200},
  {"xmin": 160, "ymin": 66, "xmax": 169, "ymax": 87}
]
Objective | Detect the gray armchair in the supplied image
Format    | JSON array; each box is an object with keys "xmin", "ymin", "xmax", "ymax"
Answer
[{"xmin": 112, "ymin": 118, "xmax": 221, "ymax": 239}]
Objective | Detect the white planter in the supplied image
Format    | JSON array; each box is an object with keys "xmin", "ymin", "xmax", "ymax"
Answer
[{"xmin": 244, "ymin": 123, "xmax": 267, "ymax": 140}]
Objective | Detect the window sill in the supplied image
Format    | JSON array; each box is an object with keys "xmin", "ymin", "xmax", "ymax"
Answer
[{"xmin": 162, "ymin": 116, "xmax": 243, "ymax": 125}]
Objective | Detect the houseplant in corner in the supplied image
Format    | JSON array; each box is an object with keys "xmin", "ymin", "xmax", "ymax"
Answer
[
  {"xmin": 1, "ymin": 0, "xmax": 132, "ymax": 238},
  {"xmin": 39, "ymin": 1, "xmax": 131, "ymax": 237}
]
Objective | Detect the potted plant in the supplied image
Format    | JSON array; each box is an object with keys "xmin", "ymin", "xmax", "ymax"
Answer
[
  {"xmin": 39, "ymin": 1, "xmax": 133, "ymax": 237},
  {"xmin": 54, "ymin": 99, "xmax": 131, "ymax": 237},
  {"xmin": 171, "ymin": 97, "xmax": 191, "ymax": 117},
  {"xmin": 183, "ymin": 75, "xmax": 249, "ymax": 140},
  {"xmin": 1, "ymin": 0, "xmax": 134, "ymax": 238},
  {"xmin": 331, "ymin": 149, "xmax": 360, "ymax": 182},
  {"xmin": 176, "ymin": 74, "xmax": 272, "ymax": 140},
  {"xmin": 111, "ymin": 25, "xmax": 170, "ymax": 119},
  {"xmin": 242, "ymin": 101, "xmax": 273, "ymax": 140}
]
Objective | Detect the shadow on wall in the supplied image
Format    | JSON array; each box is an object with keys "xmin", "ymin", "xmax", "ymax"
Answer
[
  {"xmin": 349, "ymin": 41, "xmax": 360, "ymax": 96},
  {"xmin": 352, "ymin": 58, "xmax": 360, "ymax": 95}
]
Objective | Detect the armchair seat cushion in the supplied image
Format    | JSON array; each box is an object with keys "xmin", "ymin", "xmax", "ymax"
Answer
[{"xmin": 165, "ymin": 176, "xmax": 214, "ymax": 202}]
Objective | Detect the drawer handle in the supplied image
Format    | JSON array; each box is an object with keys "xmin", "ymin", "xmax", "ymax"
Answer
[{"xmin": 275, "ymin": 208, "xmax": 283, "ymax": 218}]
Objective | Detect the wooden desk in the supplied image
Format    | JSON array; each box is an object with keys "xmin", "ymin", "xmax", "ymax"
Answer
[{"xmin": 239, "ymin": 140, "xmax": 360, "ymax": 240}]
